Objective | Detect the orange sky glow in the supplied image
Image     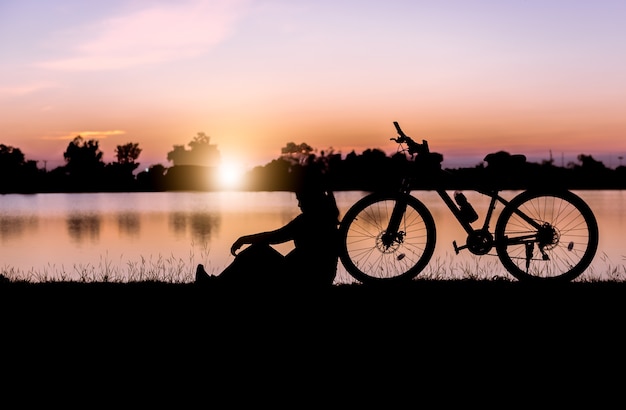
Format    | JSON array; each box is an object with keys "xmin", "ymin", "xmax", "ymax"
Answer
[{"xmin": 2, "ymin": 0, "xmax": 625, "ymax": 172}]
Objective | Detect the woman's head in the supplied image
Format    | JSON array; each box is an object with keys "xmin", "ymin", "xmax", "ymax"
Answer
[
  {"xmin": 296, "ymin": 187, "xmax": 325, "ymax": 207},
  {"xmin": 296, "ymin": 188, "xmax": 339, "ymax": 223},
  {"xmin": 290, "ymin": 156, "xmax": 339, "ymax": 220}
]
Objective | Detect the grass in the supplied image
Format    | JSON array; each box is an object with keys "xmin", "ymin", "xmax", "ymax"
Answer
[
  {"xmin": 0, "ymin": 241, "xmax": 215, "ymax": 284},
  {"xmin": 0, "ymin": 255, "xmax": 194, "ymax": 284},
  {"xmin": 3, "ymin": 250, "xmax": 626, "ymax": 339},
  {"xmin": 2, "ymin": 249, "xmax": 625, "ymax": 284},
  {"xmin": 4, "ymin": 263, "xmax": 626, "ymax": 348}
]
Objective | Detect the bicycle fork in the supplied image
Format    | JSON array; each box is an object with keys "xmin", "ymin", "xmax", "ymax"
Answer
[{"xmin": 381, "ymin": 194, "xmax": 409, "ymax": 249}]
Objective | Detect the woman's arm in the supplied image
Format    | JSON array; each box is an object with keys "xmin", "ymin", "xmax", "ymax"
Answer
[{"xmin": 230, "ymin": 220, "xmax": 297, "ymax": 256}]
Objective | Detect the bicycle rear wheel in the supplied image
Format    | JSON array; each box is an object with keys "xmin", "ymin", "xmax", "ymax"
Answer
[
  {"xmin": 339, "ymin": 193, "xmax": 436, "ymax": 284},
  {"xmin": 495, "ymin": 190, "xmax": 599, "ymax": 282}
]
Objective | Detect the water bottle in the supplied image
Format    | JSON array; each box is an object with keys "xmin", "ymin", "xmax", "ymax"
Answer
[{"xmin": 454, "ymin": 191, "xmax": 478, "ymax": 223}]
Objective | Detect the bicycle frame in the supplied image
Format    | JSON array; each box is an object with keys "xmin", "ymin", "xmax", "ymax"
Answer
[{"xmin": 393, "ymin": 170, "xmax": 546, "ymax": 256}]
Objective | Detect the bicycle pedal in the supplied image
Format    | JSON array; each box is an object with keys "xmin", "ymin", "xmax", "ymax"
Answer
[{"xmin": 453, "ymin": 240, "xmax": 461, "ymax": 254}]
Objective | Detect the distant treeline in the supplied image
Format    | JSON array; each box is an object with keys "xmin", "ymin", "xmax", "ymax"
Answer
[
  {"xmin": 245, "ymin": 148, "xmax": 626, "ymax": 191},
  {"xmin": 1, "ymin": 137, "xmax": 625, "ymax": 194}
]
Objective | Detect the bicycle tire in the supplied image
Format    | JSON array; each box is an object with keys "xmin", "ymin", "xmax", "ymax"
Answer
[
  {"xmin": 339, "ymin": 192, "xmax": 436, "ymax": 284},
  {"xmin": 495, "ymin": 190, "xmax": 599, "ymax": 282}
]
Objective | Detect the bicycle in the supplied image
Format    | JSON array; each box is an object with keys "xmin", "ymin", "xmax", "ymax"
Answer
[{"xmin": 338, "ymin": 122, "xmax": 599, "ymax": 283}]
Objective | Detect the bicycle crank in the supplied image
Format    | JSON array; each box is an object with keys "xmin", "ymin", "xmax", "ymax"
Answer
[{"xmin": 453, "ymin": 229, "xmax": 494, "ymax": 255}]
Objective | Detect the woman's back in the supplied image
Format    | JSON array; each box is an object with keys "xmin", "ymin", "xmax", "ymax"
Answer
[{"xmin": 286, "ymin": 190, "xmax": 340, "ymax": 285}]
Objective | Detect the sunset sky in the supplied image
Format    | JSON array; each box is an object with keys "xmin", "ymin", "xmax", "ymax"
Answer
[{"xmin": 2, "ymin": 0, "xmax": 625, "ymax": 173}]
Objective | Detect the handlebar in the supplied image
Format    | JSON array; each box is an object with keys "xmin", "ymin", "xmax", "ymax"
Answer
[{"xmin": 391, "ymin": 121, "xmax": 430, "ymax": 156}]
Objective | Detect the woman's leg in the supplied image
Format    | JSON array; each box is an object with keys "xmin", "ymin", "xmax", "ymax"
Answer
[
  {"xmin": 217, "ymin": 243, "xmax": 286, "ymax": 285},
  {"xmin": 284, "ymin": 250, "xmax": 337, "ymax": 288}
]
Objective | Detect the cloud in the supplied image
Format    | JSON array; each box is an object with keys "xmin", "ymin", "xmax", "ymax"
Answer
[
  {"xmin": 42, "ymin": 130, "xmax": 126, "ymax": 140},
  {"xmin": 0, "ymin": 82, "xmax": 60, "ymax": 96},
  {"xmin": 36, "ymin": 0, "xmax": 250, "ymax": 71}
]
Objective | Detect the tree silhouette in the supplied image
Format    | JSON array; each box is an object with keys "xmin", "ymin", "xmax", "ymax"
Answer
[
  {"xmin": 567, "ymin": 153, "xmax": 612, "ymax": 188},
  {"xmin": 62, "ymin": 136, "xmax": 105, "ymax": 191},
  {"xmin": 0, "ymin": 144, "xmax": 27, "ymax": 168},
  {"xmin": 0, "ymin": 144, "xmax": 40, "ymax": 192},
  {"xmin": 136, "ymin": 164, "xmax": 167, "ymax": 191},
  {"xmin": 575, "ymin": 154, "xmax": 607, "ymax": 171},
  {"xmin": 104, "ymin": 142, "xmax": 143, "ymax": 190},
  {"xmin": 64, "ymin": 136, "xmax": 104, "ymax": 171},
  {"xmin": 281, "ymin": 142, "xmax": 314, "ymax": 155},
  {"xmin": 166, "ymin": 132, "xmax": 220, "ymax": 167},
  {"xmin": 115, "ymin": 142, "xmax": 142, "ymax": 165}
]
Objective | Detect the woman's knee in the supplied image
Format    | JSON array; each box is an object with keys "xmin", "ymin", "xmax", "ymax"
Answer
[{"xmin": 219, "ymin": 244, "xmax": 287, "ymax": 283}]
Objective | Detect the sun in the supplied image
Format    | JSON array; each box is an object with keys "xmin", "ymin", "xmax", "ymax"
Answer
[{"xmin": 217, "ymin": 162, "xmax": 245, "ymax": 190}]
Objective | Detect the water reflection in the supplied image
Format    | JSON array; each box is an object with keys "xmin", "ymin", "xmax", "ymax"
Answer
[
  {"xmin": 170, "ymin": 212, "xmax": 186, "ymax": 236},
  {"xmin": 117, "ymin": 212, "xmax": 140, "ymax": 238},
  {"xmin": 67, "ymin": 213, "xmax": 101, "ymax": 243},
  {"xmin": 191, "ymin": 213, "xmax": 220, "ymax": 242},
  {"xmin": 169, "ymin": 211, "xmax": 220, "ymax": 242},
  {"xmin": 0, "ymin": 215, "xmax": 37, "ymax": 241}
]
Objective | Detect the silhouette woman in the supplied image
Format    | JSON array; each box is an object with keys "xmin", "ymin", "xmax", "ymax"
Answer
[{"xmin": 195, "ymin": 162, "xmax": 340, "ymax": 289}]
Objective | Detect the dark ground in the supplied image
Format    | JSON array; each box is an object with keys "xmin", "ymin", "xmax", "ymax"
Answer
[{"xmin": 2, "ymin": 279, "xmax": 625, "ymax": 404}]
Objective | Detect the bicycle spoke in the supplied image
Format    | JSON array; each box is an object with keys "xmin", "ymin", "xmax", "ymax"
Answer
[
  {"xmin": 495, "ymin": 191, "xmax": 598, "ymax": 281},
  {"xmin": 340, "ymin": 194, "xmax": 436, "ymax": 283}
]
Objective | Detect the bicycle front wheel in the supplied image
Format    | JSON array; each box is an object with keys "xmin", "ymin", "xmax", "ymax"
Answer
[
  {"xmin": 339, "ymin": 193, "xmax": 436, "ymax": 284},
  {"xmin": 495, "ymin": 190, "xmax": 599, "ymax": 282}
]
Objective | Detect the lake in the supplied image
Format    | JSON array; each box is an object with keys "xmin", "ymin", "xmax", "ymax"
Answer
[{"xmin": 0, "ymin": 190, "xmax": 624, "ymax": 283}]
